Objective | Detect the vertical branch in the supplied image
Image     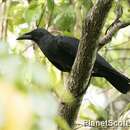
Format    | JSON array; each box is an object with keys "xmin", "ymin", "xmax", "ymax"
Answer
[
  {"xmin": 0, "ymin": 0, "xmax": 10, "ymax": 41},
  {"xmin": 58, "ymin": 0, "xmax": 114, "ymax": 128}
]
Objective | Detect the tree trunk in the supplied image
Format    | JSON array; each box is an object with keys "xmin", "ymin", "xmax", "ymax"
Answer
[{"xmin": 58, "ymin": 0, "xmax": 114, "ymax": 129}]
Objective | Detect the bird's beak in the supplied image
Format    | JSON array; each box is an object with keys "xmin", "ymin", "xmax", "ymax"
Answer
[{"xmin": 17, "ymin": 33, "xmax": 32, "ymax": 40}]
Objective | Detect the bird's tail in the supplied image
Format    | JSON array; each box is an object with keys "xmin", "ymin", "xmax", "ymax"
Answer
[{"xmin": 103, "ymin": 68, "xmax": 130, "ymax": 94}]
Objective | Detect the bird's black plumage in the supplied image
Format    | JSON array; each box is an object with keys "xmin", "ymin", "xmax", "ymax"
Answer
[{"xmin": 17, "ymin": 28, "xmax": 130, "ymax": 94}]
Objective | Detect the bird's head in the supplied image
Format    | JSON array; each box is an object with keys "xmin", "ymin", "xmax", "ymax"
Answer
[{"xmin": 17, "ymin": 28, "xmax": 50, "ymax": 42}]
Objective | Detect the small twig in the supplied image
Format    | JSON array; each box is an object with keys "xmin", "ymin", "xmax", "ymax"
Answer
[
  {"xmin": 105, "ymin": 3, "xmax": 123, "ymax": 34},
  {"xmin": 98, "ymin": 21, "xmax": 130, "ymax": 50},
  {"xmin": 36, "ymin": 2, "xmax": 46, "ymax": 28},
  {"xmin": 98, "ymin": 3, "xmax": 130, "ymax": 50},
  {"xmin": 110, "ymin": 57, "xmax": 130, "ymax": 62},
  {"xmin": 73, "ymin": 123, "xmax": 84, "ymax": 130},
  {"xmin": 49, "ymin": 29, "xmax": 63, "ymax": 35},
  {"xmin": 97, "ymin": 88, "xmax": 111, "ymax": 95},
  {"xmin": 46, "ymin": 4, "xmax": 54, "ymax": 29},
  {"xmin": 106, "ymin": 48, "xmax": 130, "ymax": 51},
  {"xmin": 98, "ymin": 2, "xmax": 130, "ymax": 50}
]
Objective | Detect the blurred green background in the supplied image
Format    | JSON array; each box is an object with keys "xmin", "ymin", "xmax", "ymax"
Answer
[{"xmin": 0, "ymin": 0, "xmax": 130, "ymax": 130}]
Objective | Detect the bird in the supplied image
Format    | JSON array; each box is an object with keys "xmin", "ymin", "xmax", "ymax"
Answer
[{"xmin": 17, "ymin": 28, "xmax": 130, "ymax": 94}]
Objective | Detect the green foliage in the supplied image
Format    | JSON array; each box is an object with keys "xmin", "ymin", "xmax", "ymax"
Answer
[
  {"xmin": 8, "ymin": 1, "xmax": 26, "ymax": 31},
  {"xmin": 79, "ymin": 102, "xmax": 108, "ymax": 121},
  {"xmin": 0, "ymin": 42, "xmax": 51, "ymax": 92},
  {"xmin": 47, "ymin": 0, "xmax": 55, "ymax": 12},
  {"xmin": 53, "ymin": 5, "xmax": 76, "ymax": 32},
  {"xmin": 55, "ymin": 116, "xmax": 72, "ymax": 130},
  {"xmin": 88, "ymin": 103, "xmax": 108, "ymax": 120},
  {"xmin": 0, "ymin": 42, "xmax": 58, "ymax": 130},
  {"xmin": 1, "ymin": 0, "xmax": 130, "ymax": 130},
  {"xmin": 24, "ymin": 2, "xmax": 42, "ymax": 24}
]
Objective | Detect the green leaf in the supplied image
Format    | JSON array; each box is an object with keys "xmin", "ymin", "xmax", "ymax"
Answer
[
  {"xmin": 24, "ymin": 7, "xmax": 41, "ymax": 23},
  {"xmin": 24, "ymin": 1, "xmax": 42, "ymax": 24},
  {"xmin": 8, "ymin": 3, "xmax": 26, "ymax": 31},
  {"xmin": 47, "ymin": 0, "xmax": 55, "ymax": 11},
  {"xmin": 55, "ymin": 116, "xmax": 72, "ymax": 130},
  {"xmin": 120, "ymin": 103, "xmax": 130, "ymax": 116},
  {"xmin": 53, "ymin": 5, "xmax": 76, "ymax": 31},
  {"xmin": 88, "ymin": 103, "xmax": 108, "ymax": 120}
]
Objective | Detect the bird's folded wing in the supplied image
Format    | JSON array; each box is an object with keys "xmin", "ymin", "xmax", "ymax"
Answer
[{"xmin": 56, "ymin": 36, "xmax": 79, "ymax": 57}]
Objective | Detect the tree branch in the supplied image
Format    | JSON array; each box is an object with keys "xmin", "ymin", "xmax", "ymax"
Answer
[
  {"xmin": 98, "ymin": 2, "xmax": 130, "ymax": 49},
  {"xmin": 58, "ymin": 0, "xmax": 114, "ymax": 129},
  {"xmin": 98, "ymin": 21, "xmax": 130, "ymax": 49}
]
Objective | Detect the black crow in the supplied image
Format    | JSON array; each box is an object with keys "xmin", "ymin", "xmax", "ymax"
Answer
[{"xmin": 17, "ymin": 28, "xmax": 130, "ymax": 94}]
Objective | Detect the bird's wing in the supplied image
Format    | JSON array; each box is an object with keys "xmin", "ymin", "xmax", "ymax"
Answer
[
  {"xmin": 55, "ymin": 36, "xmax": 79, "ymax": 57},
  {"xmin": 96, "ymin": 54, "xmax": 113, "ymax": 69}
]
